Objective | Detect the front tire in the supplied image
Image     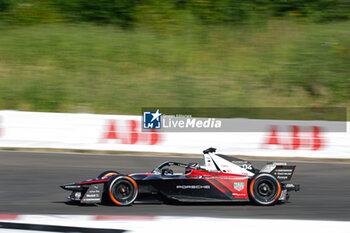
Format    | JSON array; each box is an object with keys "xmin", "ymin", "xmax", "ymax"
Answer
[
  {"xmin": 107, "ymin": 176, "xmax": 138, "ymax": 206},
  {"xmin": 98, "ymin": 170, "xmax": 119, "ymax": 178},
  {"xmin": 249, "ymin": 173, "xmax": 281, "ymax": 205}
]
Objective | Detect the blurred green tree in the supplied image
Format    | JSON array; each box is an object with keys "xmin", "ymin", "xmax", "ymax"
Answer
[
  {"xmin": 56, "ymin": 0, "xmax": 138, "ymax": 27},
  {"xmin": 0, "ymin": 0, "xmax": 11, "ymax": 13}
]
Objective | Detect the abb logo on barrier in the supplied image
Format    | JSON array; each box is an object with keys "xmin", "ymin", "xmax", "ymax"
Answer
[
  {"xmin": 262, "ymin": 125, "xmax": 324, "ymax": 150},
  {"xmin": 100, "ymin": 119, "xmax": 162, "ymax": 145}
]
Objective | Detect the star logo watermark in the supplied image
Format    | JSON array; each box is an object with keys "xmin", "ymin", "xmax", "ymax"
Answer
[{"xmin": 143, "ymin": 109, "xmax": 162, "ymax": 129}]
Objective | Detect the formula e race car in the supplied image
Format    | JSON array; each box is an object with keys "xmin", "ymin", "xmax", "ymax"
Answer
[{"xmin": 61, "ymin": 148, "xmax": 300, "ymax": 206}]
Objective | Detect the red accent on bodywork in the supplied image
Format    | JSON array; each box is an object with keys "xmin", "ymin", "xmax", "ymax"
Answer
[
  {"xmin": 77, "ymin": 179, "xmax": 109, "ymax": 185},
  {"xmin": 183, "ymin": 169, "xmax": 247, "ymax": 179},
  {"xmin": 204, "ymin": 179, "xmax": 231, "ymax": 193},
  {"xmin": 77, "ymin": 173, "xmax": 152, "ymax": 185},
  {"xmin": 186, "ymin": 170, "xmax": 246, "ymax": 178},
  {"xmin": 186, "ymin": 169, "xmax": 249, "ymax": 199}
]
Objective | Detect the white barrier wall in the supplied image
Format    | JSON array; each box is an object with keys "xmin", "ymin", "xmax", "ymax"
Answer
[
  {"xmin": 1, "ymin": 215, "xmax": 349, "ymax": 233},
  {"xmin": 0, "ymin": 110, "xmax": 349, "ymax": 158}
]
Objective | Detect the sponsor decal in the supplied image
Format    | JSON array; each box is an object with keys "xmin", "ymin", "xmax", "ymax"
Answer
[
  {"xmin": 81, "ymin": 184, "xmax": 103, "ymax": 203},
  {"xmin": 86, "ymin": 194, "xmax": 98, "ymax": 198},
  {"xmin": 275, "ymin": 172, "xmax": 292, "ymax": 175},
  {"xmin": 143, "ymin": 109, "xmax": 161, "ymax": 129},
  {"xmin": 241, "ymin": 164, "xmax": 252, "ymax": 170},
  {"xmin": 100, "ymin": 119, "xmax": 162, "ymax": 145},
  {"xmin": 232, "ymin": 193, "xmax": 246, "ymax": 196},
  {"xmin": 233, "ymin": 182, "xmax": 244, "ymax": 192},
  {"xmin": 65, "ymin": 185, "xmax": 81, "ymax": 189},
  {"xmin": 275, "ymin": 169, "xmax": 293, "ymax": 172},
  {"xmin": 82, "ymin": 198, "xmax": 101, "ymax": 201},
  {"xmin": 262, "ymin": 125, "xmax": 324, "ymax": 150},
  {"xmin": 88, "ymin": 190, "xmax": 100, "ymax": 193},
  {"xmin": 273, "ymin": 167, "xmax": 294, "ymax": 180},
  {"xmin": 74, "ymin": 192, "xmax": 81, "ymax": 199},
  {"xmin": 176, "ymin": 185, "xmax": 210, "ymax": 189}
]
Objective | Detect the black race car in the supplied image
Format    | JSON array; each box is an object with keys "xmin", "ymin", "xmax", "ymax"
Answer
[{"xmin": 61, "ymin": 148, "xmax": 300, "ymax": 206}]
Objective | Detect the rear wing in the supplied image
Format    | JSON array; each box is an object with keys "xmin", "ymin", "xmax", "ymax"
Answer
[
  {"xmin": 202, "ymin": 147, "xmax": 255, "ymax": 176},
  {"xmin": 260, "ymin": 162, "xmax": 296, "ymax": 181}
]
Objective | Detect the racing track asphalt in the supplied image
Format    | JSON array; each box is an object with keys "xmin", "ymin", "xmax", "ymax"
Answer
[{"xmin": 0, "ymin": 151, "xmax": 349, "ymax": 220}]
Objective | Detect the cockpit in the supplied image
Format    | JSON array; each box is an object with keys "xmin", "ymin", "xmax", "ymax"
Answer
[
  {"xmin": 151, "ymin": 147, "xmax": 256, "ymax": 177},
  {"xmin": 151, "ymin": 161, "xmax": 203, "ymax": 176}
]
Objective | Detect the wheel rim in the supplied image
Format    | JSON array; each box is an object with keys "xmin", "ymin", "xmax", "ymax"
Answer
[
  {"xmin": 114, "ymin": 181, "xmax": 133, "ymax": 201},
  {"xmin": 257, "ymin": 180, "xmax": 275, "ymax": 198},
  {"xmin": 251, "ymin": 175, "xmax": 280, "ymax": 205},
  {"xmin": 109, "ymin": 178, "xmax": 137, "ymax": 205}
]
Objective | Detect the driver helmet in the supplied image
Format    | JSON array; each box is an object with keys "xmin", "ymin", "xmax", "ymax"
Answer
[{"xmin": 186, "ymin": 162, "xmax": 199, "ymax": 169}]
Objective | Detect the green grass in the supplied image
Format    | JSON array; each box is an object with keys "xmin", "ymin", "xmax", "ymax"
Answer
[{"xmin": 0, "ymin": 20, "xmax": 349, "ymax": 116}]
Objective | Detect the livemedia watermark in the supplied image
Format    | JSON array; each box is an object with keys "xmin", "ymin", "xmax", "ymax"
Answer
[{"xmin": 141, "ymin": 107, "xmax": 347, "ymax": 132}]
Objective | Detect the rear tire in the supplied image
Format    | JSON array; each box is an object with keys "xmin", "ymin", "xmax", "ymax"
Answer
[
  {"xmin": 98, "ymin": 170, "xmax": 119, "ymax": 178},
  {"xmin": 107, "ymin": 176, "xmax": 138, "ymax": 206},
  {"xmin": 249, "ymin": 173, "xmax": 281, "ymax": 205}
]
